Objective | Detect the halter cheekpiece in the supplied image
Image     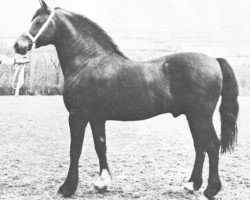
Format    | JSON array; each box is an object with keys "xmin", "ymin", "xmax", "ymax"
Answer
[{"xmin": 26, "ymin": 9, "xmax": 55, "ymax": 47}]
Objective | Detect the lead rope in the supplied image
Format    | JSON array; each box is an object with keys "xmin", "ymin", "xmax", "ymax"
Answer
[{"xmin": 12, "ymin": 44, "xmax": 35, "ymax": 96}]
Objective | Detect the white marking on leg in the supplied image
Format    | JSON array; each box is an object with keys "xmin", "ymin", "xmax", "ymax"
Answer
[
  {"xmin": 184, "ymin": 182, "xmax": 195, "ymax": 193},
  {"xmin": 94, "ymin": 169, "xmax": 111, "ymax": 191},
  {"xmin": 100, "ymin": 137, "xmax": 104, "ymax": 142}
]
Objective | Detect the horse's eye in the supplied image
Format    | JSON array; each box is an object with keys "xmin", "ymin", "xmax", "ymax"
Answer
[{"xmin": 36, "ymin": 20, "xmax": 44, "ymax": 26}]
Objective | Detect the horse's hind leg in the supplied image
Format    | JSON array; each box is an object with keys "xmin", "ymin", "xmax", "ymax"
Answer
[
  {"xmin": 203, "ymin": 121, "xmax": 222, "ymax": 199},
  {"xmin": 184, "ymin": 115, "xmax": 206, "ymax": 192},
  {"xmin": 90, "ymin": 120, "xmax": 111, "ymax": 191},
  {"xmin": 186, "ymin": 113, "xmax": 222, "ymax": 199},
  {"xmin": 58, "ymin": 114, "xmax": 88, "ymax": 197}
]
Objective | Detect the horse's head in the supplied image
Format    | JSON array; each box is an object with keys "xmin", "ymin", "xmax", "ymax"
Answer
[{"xmin": 14, "ymin": 0, "xmax": 57, "ymax": 55}]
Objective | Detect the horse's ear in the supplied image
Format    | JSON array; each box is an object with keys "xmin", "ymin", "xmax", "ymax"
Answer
[{"xmin": 39, "ymin": 0, "xmax": 48, "ymax": 10}]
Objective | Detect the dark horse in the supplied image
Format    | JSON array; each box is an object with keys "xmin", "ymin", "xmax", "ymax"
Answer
[{"xmin": 14, "ymin": 1, "xmax": 239, "ymax": 199}]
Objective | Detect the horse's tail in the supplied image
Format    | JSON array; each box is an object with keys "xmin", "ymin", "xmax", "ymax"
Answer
[{"xmin": 217, "ymin": 58, "xmax": 239, "ymax": 153}]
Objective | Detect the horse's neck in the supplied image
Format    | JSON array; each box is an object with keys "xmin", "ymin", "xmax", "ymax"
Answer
[{"xmin": 54, "ymin": 13, "xmax": 108, "ymax": 74}]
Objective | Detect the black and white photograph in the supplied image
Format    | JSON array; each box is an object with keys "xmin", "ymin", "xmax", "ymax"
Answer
[{"xmin": 0, "ymin": 0, "xmax": 249, "ymax": 199}]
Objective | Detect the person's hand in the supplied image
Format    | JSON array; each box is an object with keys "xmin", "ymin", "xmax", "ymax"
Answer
[{"xmin": 15, "ymin": 57, "xmax": 31, "ymax": 65}]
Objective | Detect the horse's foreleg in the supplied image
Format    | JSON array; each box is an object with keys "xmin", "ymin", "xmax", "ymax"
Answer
[
  {"xmin": 58, "ymin": 114, "xmax": 88, "ymax": 197},
  {"xmin": 90, "ymin": 120, "xmax": 111, "ymax": 191}
]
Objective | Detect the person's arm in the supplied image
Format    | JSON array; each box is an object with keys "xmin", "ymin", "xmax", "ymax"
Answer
[{"xmin": 0, "ymin": 55, "xmax": 31, "ymax": 65}]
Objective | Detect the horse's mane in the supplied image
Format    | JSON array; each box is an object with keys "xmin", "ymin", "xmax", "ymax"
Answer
[{"xmin": 55, "ymin": 7, "xmax": 128, "ymax": 59}]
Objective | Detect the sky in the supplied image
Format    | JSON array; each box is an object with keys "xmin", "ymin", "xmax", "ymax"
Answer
[
  {"xmin": 0, "ymin": 0, "xmax": 250, "ymax": 54},
  {"xmin": 1, "ymin": 0, "xmax": 250, "ymax": 36}
]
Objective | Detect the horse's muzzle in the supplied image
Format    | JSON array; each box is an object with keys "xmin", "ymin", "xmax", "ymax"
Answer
[{"xmin": 14, "ymin": 35, "xmax": 32, "ymax": 55}]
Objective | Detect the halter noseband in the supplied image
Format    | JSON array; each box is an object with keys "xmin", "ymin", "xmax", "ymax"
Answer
[{"xmin": 26, "ymin": 9, "xmax": 55, "ymax": 47}]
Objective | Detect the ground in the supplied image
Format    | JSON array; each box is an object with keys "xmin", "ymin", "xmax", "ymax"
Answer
[{"xmin": 0, "ymin": 96, "xmax": 249, "ymax": 200}]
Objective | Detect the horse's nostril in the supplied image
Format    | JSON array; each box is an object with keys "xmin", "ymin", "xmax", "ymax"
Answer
[
  {"xmin": 28, "ymin": 43, "xmax": 32, "ymax": 50},
  {"xmin": 14, "ymin": 42, "xmax": 19, "ymax": 49}
]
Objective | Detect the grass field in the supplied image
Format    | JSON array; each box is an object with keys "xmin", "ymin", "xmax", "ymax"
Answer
[{"xmin": 0, "ymin": 96, "xmax": 249, "ymax": 200}]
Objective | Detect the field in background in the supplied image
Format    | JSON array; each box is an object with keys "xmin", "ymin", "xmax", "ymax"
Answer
[{"xmin": 1, "ymin": 31, "xmax": 250, "ymax": 95}]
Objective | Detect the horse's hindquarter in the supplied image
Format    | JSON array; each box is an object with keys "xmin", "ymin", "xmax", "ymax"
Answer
[
  {"xmin": 63, "ymin": 56, "xmax": 175, "ymax": 120},
  {"xmin": 165, "ymin": 52, "xmax": 223, "ymax": 115}
]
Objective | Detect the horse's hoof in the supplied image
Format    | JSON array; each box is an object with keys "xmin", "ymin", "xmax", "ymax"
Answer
[
  {"xmin": 204, "ymin": 189, "xmax": 215, "ymax": 200},
  {"xmin": 94, "ymin": 169, "xmax": 111, "ymax": 191},
  {"xmin": 204, "ymin": 182, "xmax": 222, "ymax": 200},
  {"xmin": 184, "ymin": 179, "xmax": 202, "ymax": 193},
  {"xmin": 58, "ymin": 182, "xmax": 77, "ymax": 197},
  {"xmin": 184, "ymin": 182, "xmax": 195, "ymax": 193}
]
